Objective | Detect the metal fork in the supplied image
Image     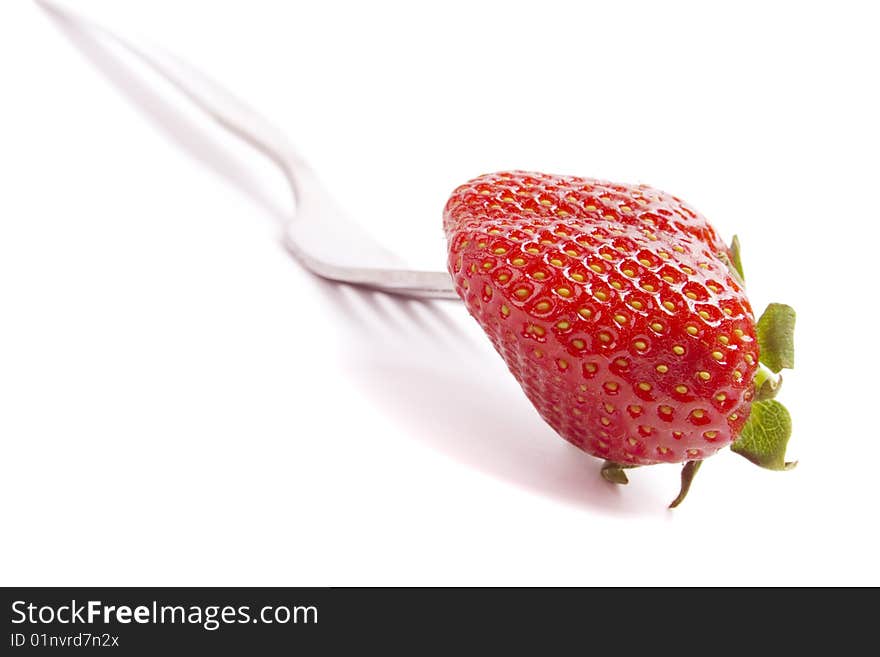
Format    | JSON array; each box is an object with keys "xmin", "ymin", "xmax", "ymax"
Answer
[{"xmin": 38, "ymin": 0, "xmax": 459, "ymax": 300}]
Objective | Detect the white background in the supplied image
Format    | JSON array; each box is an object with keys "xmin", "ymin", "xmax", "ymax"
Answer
[{"xmin": 2, "ymin": 0, "xmax": 878, "ymax": 585}]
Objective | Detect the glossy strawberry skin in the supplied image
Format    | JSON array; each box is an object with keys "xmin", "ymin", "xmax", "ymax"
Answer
[{"xmin": 444, "ymin": 171, "xmax": 759, "ymax": 466}]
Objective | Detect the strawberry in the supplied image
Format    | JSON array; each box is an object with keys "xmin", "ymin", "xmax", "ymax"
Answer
[{"xmin": 444, "ymin": 171, "xmax": 796, "ymax": 506}]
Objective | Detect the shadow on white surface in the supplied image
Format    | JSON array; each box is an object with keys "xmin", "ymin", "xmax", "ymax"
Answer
[
  {"xmin": 318, "ymin": 282, "xmax": 666, "ymax": 515},
  {"xmin": 38, "ymin": 2, "xmax": 665, "ymax": 515}
]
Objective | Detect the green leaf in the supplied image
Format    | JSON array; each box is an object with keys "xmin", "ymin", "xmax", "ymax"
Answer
[
  {"xmin": 729, "ymin": 235, "xmax": 745, "ymax": 281},
  {"xmin": 756, "ymin": 303, "xmax": 796, "ymax": 373},
  {"xmin": 668, "ymin": 460, "xmax": 702, "ymax": 509},
  {"xmin": 601, "ymin": 460, "xmax": 636, "ymax": 485},
  {"xmin": 731, "ymin": 399, "xmax": 797, "ymax": 471},
  {"xmin": 718, "ymin": 235, "xmax": 745, "ymax": 288}
]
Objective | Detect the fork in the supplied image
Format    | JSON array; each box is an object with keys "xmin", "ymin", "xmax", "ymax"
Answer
[{"xmin": 38, "ymin": 0, "xmax": 459, "ymax": 300}]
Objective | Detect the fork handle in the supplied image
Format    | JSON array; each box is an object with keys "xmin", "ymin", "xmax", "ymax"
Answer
[{"xmin": 39, "ymin": 0, "xmax": 459, "ymax": 300}]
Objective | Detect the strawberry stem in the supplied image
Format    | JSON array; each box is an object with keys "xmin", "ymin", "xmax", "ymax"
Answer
[
  {"xmin": 754, "ymin": 365, "xmax": 783, "ymax": 401},
  {"xmin": 669, "ymin": 460, "xmax": 702, "ymax": 508}
]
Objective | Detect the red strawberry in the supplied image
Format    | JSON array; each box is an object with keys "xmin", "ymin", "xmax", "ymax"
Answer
[{"xmin": 444, "ymin": 171, "xmax": 795, "ymax": 505}]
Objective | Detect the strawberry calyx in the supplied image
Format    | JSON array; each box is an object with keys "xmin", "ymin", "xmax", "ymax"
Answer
[
  {"xmin": 668, "ymin": 460, "xmax": 703, "ymax": 509},
  {"xmin": 732, "ymin": 399, "xmax": 797, "ymax": 471},
  {"xmin": 600, "ymin": 461, "xmax": 638, "ymax": 485},
  {"xmin": 730, "ymin": 301, "xmax": 796, "ymax": 470},
  {"xmin": 597, "ymin": 236, "xmax": 799, "ymax": 502},
  {"xmin": 604, "ymin": 458, "xmax": 707, "ymax": 508},
  {"xmin": 671, "ymin": 239, "xmax": 798, "ymax": 504},
  {"xmin": 728, "ymin": 241, "xmax": 798, "ymax": 473}
]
